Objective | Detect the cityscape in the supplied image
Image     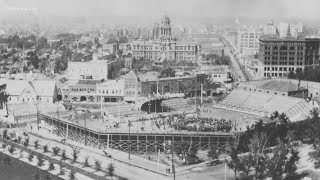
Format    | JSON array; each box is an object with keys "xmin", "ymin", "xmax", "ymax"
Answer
[{"xmin": 1, "ymin": 0, "xmax": 320, "ymax": 180}]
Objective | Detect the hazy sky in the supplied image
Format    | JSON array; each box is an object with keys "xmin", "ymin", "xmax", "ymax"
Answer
[{"xmin": 1, "ymin": 0, "xmax": 320, "ymax": 19}]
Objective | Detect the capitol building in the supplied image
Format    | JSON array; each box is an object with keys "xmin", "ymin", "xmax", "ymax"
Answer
[{"xmin": 131, "ymin": 16, "xmax": 200, "ymax": 61}]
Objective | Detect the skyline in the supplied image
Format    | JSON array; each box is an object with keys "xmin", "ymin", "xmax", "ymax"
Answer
[{"xmin": 0, "ymin": 0, "xmax": 320, "ymax": 20}]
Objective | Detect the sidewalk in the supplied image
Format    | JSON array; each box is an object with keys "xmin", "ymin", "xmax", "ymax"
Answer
[{"xmin": 24, "ymin": 127, "xmax": 171, "ymax": 180}]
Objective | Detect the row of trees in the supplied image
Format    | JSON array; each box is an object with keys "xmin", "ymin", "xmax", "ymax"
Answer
[
  {"xmin": 1, "ymin": 129, "xmax": 122, "ymax": 180},
  {"xmin": 203, "ymin": 54, "xmax": 231, "ymax": 66},
  {"xmin": 288, "ymin": 66, "xmax": 320, "ymax": 83}
]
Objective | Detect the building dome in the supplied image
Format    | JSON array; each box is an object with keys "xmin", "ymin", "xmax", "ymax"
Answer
[{"xmin": 162, "ymin": 15, "xmax": 170, "ymax": 22}]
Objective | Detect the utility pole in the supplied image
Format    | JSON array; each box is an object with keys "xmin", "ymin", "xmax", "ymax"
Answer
[
  {"xmin": 128, "ymin": 120, "xmax": 131, "ymax": 160},
  {"xmin": 84, "ymin": 112, "xmax": 87, "ymax": 146},
  {"xmin": 171, "ymin": 136, "xmax": 175, "ymax": 180},
  {"xmin": 200, "ymin": 84, "xmax": 203, "ymax": 104}
]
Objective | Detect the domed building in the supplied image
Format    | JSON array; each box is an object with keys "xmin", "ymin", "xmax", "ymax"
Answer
[{"xmin": 131, "ymin": 15, "xmax": 199, "ymax": 61}]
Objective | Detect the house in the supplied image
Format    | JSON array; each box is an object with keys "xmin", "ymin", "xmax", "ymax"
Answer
[
  {"xmin": 33, "ymin": 80, "xmax": 58, "ymax": 103},
  {"xmin": 5, "ymin": 80, "xmax": 58, "ymax": 103}
]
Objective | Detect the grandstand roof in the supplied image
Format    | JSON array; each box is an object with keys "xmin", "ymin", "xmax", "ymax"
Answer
[
  {"xmin": 258, "ymin": 81, "xmax": 303, "ymax": 92},
  {"xmin": 220, "ymin": 89, "xmax": 312, "ymax": 122}
]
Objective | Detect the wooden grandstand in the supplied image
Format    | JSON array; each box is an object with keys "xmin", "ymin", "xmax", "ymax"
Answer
[{"xmin": 216, "ymin": 89, "xmax": 313, "ymax": 121}]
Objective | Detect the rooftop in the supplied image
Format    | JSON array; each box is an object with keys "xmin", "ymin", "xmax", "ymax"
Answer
[{"xmin": 258, "ymin": 81, "xmax": 304, "ymax": 92}]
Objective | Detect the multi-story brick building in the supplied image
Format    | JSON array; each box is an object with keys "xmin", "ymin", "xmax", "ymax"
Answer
[
  {"xmin": 131, "ymin": 16, "xmax": 199, "ymax": 61},
  {"xmin": 259, "ymin": 36, "xmax": 320, "ymax": 78}
]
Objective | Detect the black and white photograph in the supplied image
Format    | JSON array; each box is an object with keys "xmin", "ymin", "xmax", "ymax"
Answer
[{"xmin": 0, "ymin": 0, "xmax": 320, "ymax": 179}]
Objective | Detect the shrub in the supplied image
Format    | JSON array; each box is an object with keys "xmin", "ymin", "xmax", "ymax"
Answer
[
  {"xmin": 107, "ymin": 163, "xmax": 115, "ymax": 178},
  {"xmin": 28, "ymin": 153, "xmax": 34, "ymax": 162},
  {"xmin": 2, "ymin": 143, "xmax": 7, "ymax": 149},
  {"xmin": 48, "ymin": 162, "xmax": 55, "ymax": 171},
  {"xmin": 8, "ymin": 145, "xmax": 16, "ymax": 154},
  {"xmin": 72, "ymin": 148, "xmax": 80, "ymax": 163},
  {"xmin": 37, "ymin": 155, "xmax": 44, "ymax": 167},
  {"xmin": 23, "ymin": 138, "xmax": 29, "ymax": 147},
  {"xmin": 61, "ymin": 149, "xmax": 67, "ymax": 161},
  {"xmin": 2, "ymin": 129, "xmax": 7, "ymax": 139},
  {"xmin": 34, "ymin": 140, "xmax": 39, "ymax": 149},
  {"xmin": 52, "ymin": 147, "xmax": 60, "ymax": 156},
  {"xmin": 17, "ymin": 136, "xmax": 22, "ymax": 144},
  {"xmin": 43, "ymin": 144, "xmax": 49, "ymax": 153},
  {"xmin": 95, "ymin": 159, "xmax": 102, "ymax": 171},
  {"xmin": 84, "ymin": 156, "xmax": 90, "ymax": 167}
]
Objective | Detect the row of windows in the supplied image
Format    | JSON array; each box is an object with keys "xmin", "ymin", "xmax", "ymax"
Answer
[
  {"xmin": 98, "ymin": 89, "xmax": 121, "ymax": 94},
  {"xmin": 264, "ymin": 67, "xmax": 297, "ymax": 71},
  {"xmin": 265, "ymin": 61, "xmax": 303, "ymax": 65},
  {"xmin": 71, "ymin": 88, "xmax": 95, "ymax": 92},
  {"xmin": 133, "ymin": 45, "xmax": 195, "ymax": 51},
  {"xmin": 264, "ymin": 45, "xmax": 304, "ymax": 50}
]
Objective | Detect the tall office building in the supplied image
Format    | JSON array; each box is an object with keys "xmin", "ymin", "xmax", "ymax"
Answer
[{"xmin": 259, "ymin": 36, "xmax": 320, "ymax": 78}]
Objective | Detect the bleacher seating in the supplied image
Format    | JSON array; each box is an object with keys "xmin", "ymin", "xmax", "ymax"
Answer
[
  {"xmin": 162, "ymin": 98, "xmax": 192, "ymax": 111},
  {"xmin": 7, "ymin": 102, "xmax": 66, "ymax": 119},
  {"xmin": 218, "ymin": 90, "xmax": 313, "ymax": 122},
  {"xmin": 103, "ymin": 104, "xmax": 143, "ymax": 117}
]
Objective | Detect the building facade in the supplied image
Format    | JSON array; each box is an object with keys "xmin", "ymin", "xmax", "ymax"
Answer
[
  {"xmin": 259, "ymin": 37, "xmax": 320, "ymax": 78},
  {"xmin": 131, "ymin": 16, "xmax": 199, "ymax": 61},
  {"xmin": 264, "ymin": 20, "xmax": 277, "ymax": 35},
  {"xmin": 237, "ymin": 28, "xmax": 261, "ymax": 55},
  {"xmin": 67, "ymin": 61, "xmax": 108, "ymax": 80}
]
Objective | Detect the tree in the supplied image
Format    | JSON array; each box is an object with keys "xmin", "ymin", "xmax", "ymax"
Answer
[
  {"xmin": 52, "ymin": 147, "xmax": 60, "ymax": 156},
  {"xmin": 95, "ymin": 159, "xmax": 102, "ymax": 171},
  {"xmin": 61, "ymin": 149, "xmax": 68, "ymax": 162},
  {"xmin": 72, "ymin": 148, "xmax": 80, "ymax": 163},
  {"xmin": 208, "ymin": 145, "xmax": 219, "ymax": 161},
  {"xmin": 2, "ymin": 129, "xmax": 7, "ymax": 139},
  {"xmin": 108, "ymin": 163, "xmax": 115, "ymax": 179},
  {"xmin": 84, "ymin": 156, "xmax": 90, "ymax": 167},
  {"xmin": 227, "ymin": 135, "xmax": 242, "ymax": 178},
  {"xmin": 23, "ymin": 138, "xmax": 29, "ymax": 147},
  {"xmin": 160, "ymin": 67, "xmax": 175, "ymax": 78},
  {"xmin": 28, "ymin": 152, "xmax": 34, "ymax": 162},
  {"xmin": 239, "ymin": 154, "xmax": 253, "ymax": 178},
  {"xmin": 186, "ymin": 143, "xmax": 199, "ymax": 165},
  {"xmin": 288, "ymin": 71, "xmax": 295, "ymax": 79},
  {"xmin": 284, "ymin": 149, "xmax": 300, "ymax": 179},
  {"xmin": 174, "ymin": 141, "xmax": 189, "ymax": 162},
  {"xmin": 248, "ymin": 132, "xmax": 269, "ymax": 179},
  {"xmin": 43, "ymin": 144, "xmax": 49, "ymax": 153},
  {"xmin": 48, "ymin": 162, "xmax": 55, "ymax": 171},
  {"xmin": 8, "ymin": 145, "xmax": 16, "ymax": 154},
  {"xmin": 34, "ymin": 140, "xmax": 39, "ymax": 149},
  {"xmin": 37, "ymin": 155, "xmax": 44, "ymax": 167},
  {"xmin": 267, "ymin": 139, "xmax": 288, "ymax": 180}
]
